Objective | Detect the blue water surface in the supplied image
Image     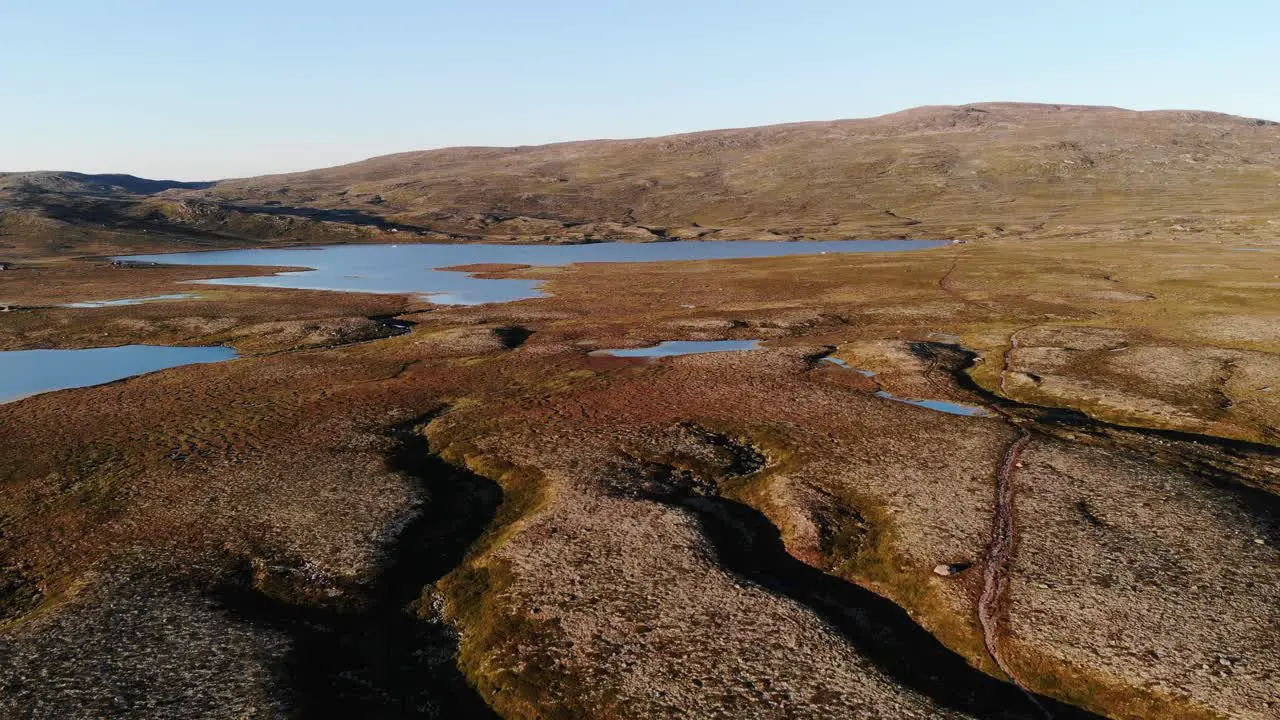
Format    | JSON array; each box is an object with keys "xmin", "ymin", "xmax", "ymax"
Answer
[
  {"xmin": 0, "ymin": 345, "xmax": 237, "ymax": 403},
  {"xmin": 120, "ymin": 240, "xmax": 947, "ymax": 305},
  {"xmin": 590, "ymin": 339, "xmax": 762, "ymax": 358},
  {"xmin": 873, "ymin": 391, "xmax": 993, "ymax": 417},
  {"xmin": 823, "ymin": 356, "xmax": 991, "ymax": 416},
  {"xmin": 63, "ymin": 293, "xmax": 197, "ymax": 308}
]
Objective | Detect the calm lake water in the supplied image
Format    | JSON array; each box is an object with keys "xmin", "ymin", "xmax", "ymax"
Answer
[
  {"xmin": 121, "ymin": 240, "xmax": 947, "ymax": 305},
  {"xmin": 591, "ymin": 340, "xmax": 762, "ymax": 358},
  {"xmin": 0, "ymin": 345, "xmax": 237, "ymax": 404}
]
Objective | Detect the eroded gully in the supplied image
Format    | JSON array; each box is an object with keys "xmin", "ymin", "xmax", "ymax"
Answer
[
  {"xmin": 215, "ymin": 411, "xmax": 501, "ymax": 719},
  {"xmin": 910, "ymin": 341, "xmax": 1280, "ymax": 716},
  {"xmin": 632, "ymin": 470, "xmax": 1103, "ymax": 719}
]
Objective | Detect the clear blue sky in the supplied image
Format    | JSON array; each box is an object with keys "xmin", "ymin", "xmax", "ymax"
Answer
[{"xmin": 2, "ymin": 0, "xmax": 1276, "ymax": 180}]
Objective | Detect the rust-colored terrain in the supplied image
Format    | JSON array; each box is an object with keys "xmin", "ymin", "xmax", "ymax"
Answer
[{"xmin": 1, "ymin": 104, "xmax": 1277, "ymax": 719}]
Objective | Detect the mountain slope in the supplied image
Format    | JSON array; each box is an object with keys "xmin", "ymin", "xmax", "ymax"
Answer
[
  {"xmin": 3, "ymin": 102, "xmax": 1279, "ymax": 257},
  {"xmin": 0, "ymin": 171, "xmax": 212, "ymax": 197},
  {"xmin": 189, "ymin": 102, "xmax": 1280, "ymax": 242}
]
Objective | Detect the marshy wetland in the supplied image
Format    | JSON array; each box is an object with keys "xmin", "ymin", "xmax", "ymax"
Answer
[{"xmin": 2, "ymin": 104, "xmax": 1278, "ymax": 720}]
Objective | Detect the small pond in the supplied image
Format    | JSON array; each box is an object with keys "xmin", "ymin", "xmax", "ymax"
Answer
[
  {"xmin": 0, "ymin": 345, "xmax": 238, "ymax": 404},
  {"xmin": 872, "ymin": 391, "xmax": 992, "ymax": 417},
  {"xmin": 822, "ymin": 357, "xmax": 991, "ymax": 417},
  {"xmin": 591, "ymin": 340, "xmax": 762, "ymax": 359},
  {"xmin": 63, "ymin": 293, "xmax": 197, "ymax": 309},
  {"xmin": 119, "ymin": 240, "xmax": 947, "ymax": 305}
]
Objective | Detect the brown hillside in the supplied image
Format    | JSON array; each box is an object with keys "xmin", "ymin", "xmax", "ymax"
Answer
[
  {"xmin": 3, "ymin": 103, "xmax": 1278, "ymax": 257},
  {"xmin": 187, "ymin": 102, "xmax": 1280, "ymax": 242}
]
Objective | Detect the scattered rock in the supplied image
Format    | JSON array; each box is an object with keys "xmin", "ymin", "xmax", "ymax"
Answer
[{"xmin": 932, "ymin": 562, "xmax": 972, "ymax": 577}]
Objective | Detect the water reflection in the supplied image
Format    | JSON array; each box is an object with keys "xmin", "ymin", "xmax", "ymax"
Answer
[{"xmin": 121, "ymin": 240, "xmax": 947, "ymax": 305}]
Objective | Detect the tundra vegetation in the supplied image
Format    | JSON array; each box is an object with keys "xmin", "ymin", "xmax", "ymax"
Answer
[{"xmin": 0, "ymin": 104, "xmax": 1277, "ymax": 719}]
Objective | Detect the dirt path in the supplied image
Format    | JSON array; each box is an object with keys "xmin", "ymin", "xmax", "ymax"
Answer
[
  {"xmin": 907, "ymin": 339, "xmax": 1038, "ymax": 694},
  {"xmin": 978, "ymin": 424, "xmax": 1051, "ymax": 717},
  {"xmin": 914, "ymin": 342, "xmax": 962, "ymax": 400},
  {"xmin": 998, "ymin": 326, "xmax": 1034, "ymax": 398},
  {"xmin": 646, "ymin": 476, "xmax": 1103, "ymax": 719},
  {"xmin": 937, "ymin": 252, "xmax": 999, "ymax": 313}
]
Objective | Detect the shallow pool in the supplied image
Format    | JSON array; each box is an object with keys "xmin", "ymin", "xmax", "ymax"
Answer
[
  {"xmin": 0, "ymin": 345, "xmax": 238, "ymax": 403},
  {"xmin": 873, "ymin": 391, "xmax": 992, "ymax": 417},
  {"xmin": 823, "ymin": 356, "xmax": 991, "ymax": 416},
  {"xmin": 62, "ymin": 293, "xmax": 197, "ymax": 309},
  {"xmin": 591, "ymin": 340, "xmax": 762, "ymax": 359}
]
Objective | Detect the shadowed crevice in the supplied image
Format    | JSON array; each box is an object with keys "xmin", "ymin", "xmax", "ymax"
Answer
[
  {"xmin": 493, "ymin": 326, "xmax": 534, "ymax": 350},
  {"xmin": 649, "ymin": 487, "xmax": 1106, "ymax": 720},
  {"xmin": 907, "ymin": 341, "xmax": 1280, "ymax": 518},
  {"xmin": 213, "ymin": 412, "xmax": 502, "ymax": 718},
  {"xmin": 370, "ymin": 314, "xmax": 417, "ymax": 337}
]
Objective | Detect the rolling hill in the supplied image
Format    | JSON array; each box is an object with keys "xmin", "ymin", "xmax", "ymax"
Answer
[{"xmin": 3, "ymin": 102, "xmax": 1279, "ymax": 257}]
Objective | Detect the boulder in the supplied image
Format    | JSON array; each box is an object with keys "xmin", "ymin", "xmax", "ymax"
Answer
[{"xmin": 933, "ymin": 562, "xmax": 972, "ymax": 577}]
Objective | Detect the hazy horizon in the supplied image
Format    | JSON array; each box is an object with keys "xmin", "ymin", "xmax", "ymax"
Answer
[{"xmin": 4, "ymin": 0, "xmax": 1277, "ymax": 180}]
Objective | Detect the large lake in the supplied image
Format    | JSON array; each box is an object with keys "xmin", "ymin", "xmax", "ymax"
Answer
[
  {"xmin": 121, "ymin": 240, "xmax": 947, "ymax": 305},
  {"xmin": 0, "ymin": 345, "xmax": 237, "ymax": 404}
]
